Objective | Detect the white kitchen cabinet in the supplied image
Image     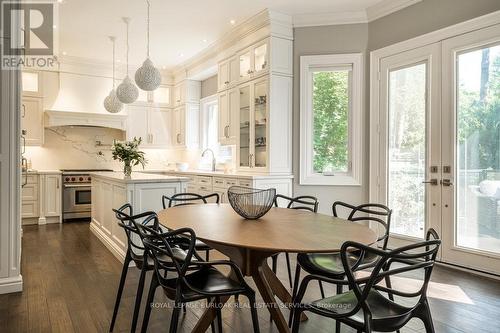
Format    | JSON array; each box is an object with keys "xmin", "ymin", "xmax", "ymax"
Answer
[
  {"xmin": 21, "ymin": 96, "xmax": 44, "ymax": 146},
  {"xmin": 238, "ymin": 77, "xmax": 268, "ymax": 171},
  {"xmin": 148, "ymin": 107, "xmax": 171, "ymax": 146},
  {"xmin": 42, "ymin": 174, "xmax": 61, "ymax": 217},
  {"xmin": 172, "ymin": 104, "xmax": 199, "ymax": 149},
  {"xmin": 127, "ymin": 105, "xmax": 171, "ymax": 147},
  {"xmin": 218, "ymin": 88, "xmax": 238, "ymax": 145},
  {"xmin": 218, "ymin": 56, "xmax": 239, "ymax": 91},
  {"xmin": 22, "ymin": 172, "xmax": 62, "ymax": 225},
  {"xmin": 238, "ymin": 40, "xmax": 269, "ymax": 82},
  {"xmin": 22, "ymin": 71, "xmax": 42, "ymax": 97}
]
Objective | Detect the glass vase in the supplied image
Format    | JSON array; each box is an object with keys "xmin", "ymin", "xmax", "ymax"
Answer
[{"xmin": 123, "ymin": 161, "xmax": 132, "ymax": 177}]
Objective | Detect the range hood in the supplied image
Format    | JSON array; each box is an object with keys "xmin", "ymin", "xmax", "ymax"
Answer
[{"xmin": 45, "ymin": 110, "xmax": 127, "ymax": 131}]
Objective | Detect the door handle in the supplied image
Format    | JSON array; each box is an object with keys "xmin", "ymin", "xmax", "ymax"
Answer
[
  {"xmin": 441, "ymin": 179, "xmax": 453, "ymax": 186},
  {"xmin": 422, "ymin": 179, "xmax": 438, "ymax": 186},
  {"xmin": 22, "ymin": 104, "xmax": 26, "ymax": 118}
]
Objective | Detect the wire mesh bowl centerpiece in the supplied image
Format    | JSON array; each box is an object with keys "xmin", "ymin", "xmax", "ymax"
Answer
[{"xmin": 227, "ymin": 186, "xmax": 276, "ymax": 220}]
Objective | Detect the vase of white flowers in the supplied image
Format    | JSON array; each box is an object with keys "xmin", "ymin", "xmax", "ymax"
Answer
[{"xmin": 111, "ymin": 137, "xmax": 147, "ymax": 177}]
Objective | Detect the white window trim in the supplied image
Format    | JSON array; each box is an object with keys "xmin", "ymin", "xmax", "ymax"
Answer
[
  {"xmin": 299, "ymin": 53, "xmax": 363, "ymax": 186},
  {"xmin": 200, "ymin": 94, "xmax": 218, "ymax": 150}
]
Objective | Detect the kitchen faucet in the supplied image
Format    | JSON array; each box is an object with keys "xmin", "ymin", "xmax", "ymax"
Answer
[{"xmin": 202, "ymin": 148, "xmax": 216, "ymax": 172}]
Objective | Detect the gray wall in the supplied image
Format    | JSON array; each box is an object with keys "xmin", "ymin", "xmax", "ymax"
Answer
[
  {"xmin": 292, "ymin": 0, "xmax": 500, "ymax": 214},
  {"xmin": 201, "ymin": 75, "xmax": 218, "ymax": 98},
  {"xmin": 293, "ymin": 24, "xmax": 370, "ymax": 214},
  {"xmin": 369, "ymin": 0, "xmax": 500, "ymax": 50}
]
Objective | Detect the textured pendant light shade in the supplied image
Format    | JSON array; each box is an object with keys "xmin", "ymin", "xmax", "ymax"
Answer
[
  {"xmin": 104, "ymin": 88, "xmax": 123, "ymax": 113},
  {"xmin": 117, "ymin": 75, "xmax": 139, "ymax": 103},
  {"xmin": 104, "ymin": 36, "xmax": 123, "ymax": 113},
  {"xmin": 116, "ymin": 17, "xmax": 139, "ymax": 104},
  {"xmin": 135, "ymin": 1, "xmax": 161, "ymax": 91},
  {"xmin": 135, "ymin": 58, "xmax": 161, "ymax": 91}
]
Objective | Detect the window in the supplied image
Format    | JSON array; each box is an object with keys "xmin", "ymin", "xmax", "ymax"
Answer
[
  {"xmin": 300, "ymin": 53, "xmax": 363, "ymax": 186},
  {"xmin": 199, "ymin": 95, "xmax": 231, "ymax": 168}
]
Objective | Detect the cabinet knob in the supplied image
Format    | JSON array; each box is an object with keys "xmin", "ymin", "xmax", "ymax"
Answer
[{"xmin": 225, "ymin": 81, "xmax": 229, "ymax": 85}]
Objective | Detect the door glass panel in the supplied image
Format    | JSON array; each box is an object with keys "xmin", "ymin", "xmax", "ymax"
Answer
[
  {"xmin": 239, "ymin": 86, "xmax": 251, "ymax": 167},
  {"xmin": 388, "ymin": 63, "xmax": 427, "ymax": 239},
  {"xmin": 254, "ymin": 44, "xmax": 267, "ymax": 73},
  {"xmin": 254, "ymin": 81, "xmax": 267, "ymax": 168},
  {"xmin": 76, "ymin": 190, "xmax": 91, "ymax": 205},
  {"xmin": 456, "ymin": 44, "xmax": 500, "ymax": 254}
]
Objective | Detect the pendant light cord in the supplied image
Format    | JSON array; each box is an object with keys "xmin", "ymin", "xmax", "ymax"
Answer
[
  {"xmin": 126, "ymin": 19, "xmax": 129, "ymax": 75},
  {"xmin": 112, "ymin": 38, "xmax": 115, "ymax": 88},
  {"xmin": 146, "ymin": 0, "xmax": 150, "ymax": 58}
]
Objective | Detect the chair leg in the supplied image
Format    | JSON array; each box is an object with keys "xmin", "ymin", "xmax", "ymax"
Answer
[
  {"xmin": 182, "ymin": 302, "xmax": 187, "ymax": 313},
  {"xmin": 271, "ymin": 254, "xmax": 278, "ymax": 273},
  {"xmin": 206, "ymin": 249, "xmax": 210, "ymax": 261},
  {"xmin": 247, "ymin": 292, "xmax": 260, "ymax": 333},
  {"xmin": 335, "ymin": 284, "xmax": 342, "ymax": 333},
  {"xmin": 215, "ymin": 296, "xmax": 223, "ymax": 333},
  {"xmin": 318, "ymin": 280, "xmax": 325, "ymax": 299},
  {"xmin": 419, "ymin": 302, "xmax": 436, "ymax": 333},
  {"xmin": 291, "ymin": 308, "xmax": 303, "ymax": 333},
  {"xmin": 131, "ymin": 264, "xmax": 148, "ymax": 333},
  {"xmin": 285, "ymin": 253, "xmax": 293, "ymax": 289},
  {"xmin": 289, "ymin": 264, "xmax": 301, "ymax": 327},
  {"xmin": 169, "ymin": 301, "xmax": 182, "ymax": 333},
  {"xmin": 140, "ymin": 274, "xmax": 159, "ymax": 333},
  {"xmin": 109, "ymin": 253, "xmax": 130, "ymax": 332}
]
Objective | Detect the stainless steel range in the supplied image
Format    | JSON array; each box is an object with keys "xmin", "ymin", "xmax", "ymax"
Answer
[{"xmin": 61, "ymin": 169, "xmax": 113, "ymax": 221}]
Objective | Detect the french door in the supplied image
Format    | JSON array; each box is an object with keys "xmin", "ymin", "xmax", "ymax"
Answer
[{"xmin": 377, "ymin": 24, "xmax": 500, "ymax": 274}]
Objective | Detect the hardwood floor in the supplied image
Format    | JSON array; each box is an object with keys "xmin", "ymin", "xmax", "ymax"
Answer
[{"xmin": 1, "ymin": 222, "xmax": 499, "ymax": 332}]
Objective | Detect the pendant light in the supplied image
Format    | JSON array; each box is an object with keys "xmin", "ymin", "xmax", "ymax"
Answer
[
  {"xmin": 116, "ymin": 17, "xmax": 139, "ymax": 104},
  {"xmin": 104, "ymin": 36, "xmax": 123, "ymax": 113},
  {"xmin": 135, "ymin": 0, "xmax": 161, "ymax": 91}
]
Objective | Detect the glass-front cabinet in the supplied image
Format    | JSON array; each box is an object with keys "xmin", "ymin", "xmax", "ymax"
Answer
[
  {"xmin": 238, "ymin": 40, "xmax": 269, "ymax": 81},
  {"xmin": 238, "ymin": 77, "xmax": 268, "ymax": 170}
]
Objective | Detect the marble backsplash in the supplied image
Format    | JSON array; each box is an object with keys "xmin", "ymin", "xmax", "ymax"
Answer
[{"xmin": 24, "ymin": 126, "xmax": 202, "ymax": 171}]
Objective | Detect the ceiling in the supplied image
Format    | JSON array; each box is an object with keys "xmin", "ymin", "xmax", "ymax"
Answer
[{"xmin": 57, "ymin": 0, "xmax": 390, "ymax": 70}]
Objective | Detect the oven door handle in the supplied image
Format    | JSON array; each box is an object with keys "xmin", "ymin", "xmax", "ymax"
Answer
[{"xmin": 63, "ymin": 184, "xmax": 91, "ymax": 188}]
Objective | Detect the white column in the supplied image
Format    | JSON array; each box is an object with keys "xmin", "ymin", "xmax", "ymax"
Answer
[{"xmin": 0, "ymin": 0, "xmax": 23, "ymax": 293}]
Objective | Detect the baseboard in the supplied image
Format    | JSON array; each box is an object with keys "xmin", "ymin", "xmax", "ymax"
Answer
[
  {"xmin": 0, "ymin": 275, "xmax": 23, "ymax": 294},
  {"xmin": 89, "ymin": 222, "xmax": 127, "ymax": 264},
  {"xmin": 436, "ymin": 261, "xmax": 500, "ymax": 281}
]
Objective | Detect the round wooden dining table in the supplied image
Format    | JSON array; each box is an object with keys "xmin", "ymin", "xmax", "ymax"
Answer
[{"xmin": 157, "ymin": 203, "xmax": 377, "ymax": 333}]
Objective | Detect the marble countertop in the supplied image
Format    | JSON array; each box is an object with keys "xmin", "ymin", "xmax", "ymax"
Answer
[
  {"xmin": 89, "ymin": 171, "xmax": 190, "ymax": 184},
  {"xmin": 141, "ymin": 169, "xmax": 294, "ymax": 179}
]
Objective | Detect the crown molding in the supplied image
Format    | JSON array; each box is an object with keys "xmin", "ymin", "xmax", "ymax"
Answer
[
  {"xmin": 293, "ymin": 0, "xmax": 422, "ymax": 27},
  {"xmin": 293, "ymin": 11, "xmax": 368, "ymax": 27},
  {"xmin": 366, "ymin": 0, "xmax": 422, "ymax": 22},
  {"xmin": 173, "ymin": 9, "xmax": 292, "ymax": 82}
]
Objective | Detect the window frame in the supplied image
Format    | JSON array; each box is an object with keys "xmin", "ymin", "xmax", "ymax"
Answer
[
  {"xmin": 200, "ymin": 94, "xmax": 219, "ymax": 151},
  {"xmin": 299, "ymin": 53, "xmax": 363, "ymax": 186}
]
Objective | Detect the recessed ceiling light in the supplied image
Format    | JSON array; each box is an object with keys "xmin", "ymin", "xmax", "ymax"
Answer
[
  {"xmin": 179, "ymin": 53, "xmax": 184, "ymax": 57},
  {"xmin": 57, "ymin": 0, "xmax": 63, "ymax": 3},
  {"xmin": 230, "ymin": 19, "xmax": 236, "ymax": 25},
  {"xmin": 53, "ymin": 25, "xmax": 57, "ymax": 29},
  {"xmin": 202, "ymin": 39, "xmax": 207, "ymax": 43},
  {"xmin": 62, "ymin": 51, "xmax": 67, "ymax": 56}
]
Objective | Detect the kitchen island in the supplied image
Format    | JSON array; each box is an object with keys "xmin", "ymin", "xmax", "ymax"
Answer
[{"xmin": 89, "ymin": 172, "xmax": 188, "ymax": 262}]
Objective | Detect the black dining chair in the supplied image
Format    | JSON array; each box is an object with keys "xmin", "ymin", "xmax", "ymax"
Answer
[
  {"xmin": 290, "ymin": 201, "xmax": 391, "ymax": 331},
  {"xmin": 290, "ymin": 232, "xmax": 441, "ymax": 333},
  {"xmin": 162, "ymin": 192, "xmax": 220, "ymax": 261},
  {"xmin": 138, "ymin": 220, "xmax": 261, "ymax": 333},
  {"xmin": 109, "ymin": 204, "xmax": 160, "ymax": 333},
  {"xmin": 272, "ymin": 194, "xmax": 319, "ymax": 289}
]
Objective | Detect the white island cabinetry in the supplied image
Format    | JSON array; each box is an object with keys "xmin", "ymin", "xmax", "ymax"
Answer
[{"xmin": 90, "ymin": 172, "xmax": 188, "ymax": 262}]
